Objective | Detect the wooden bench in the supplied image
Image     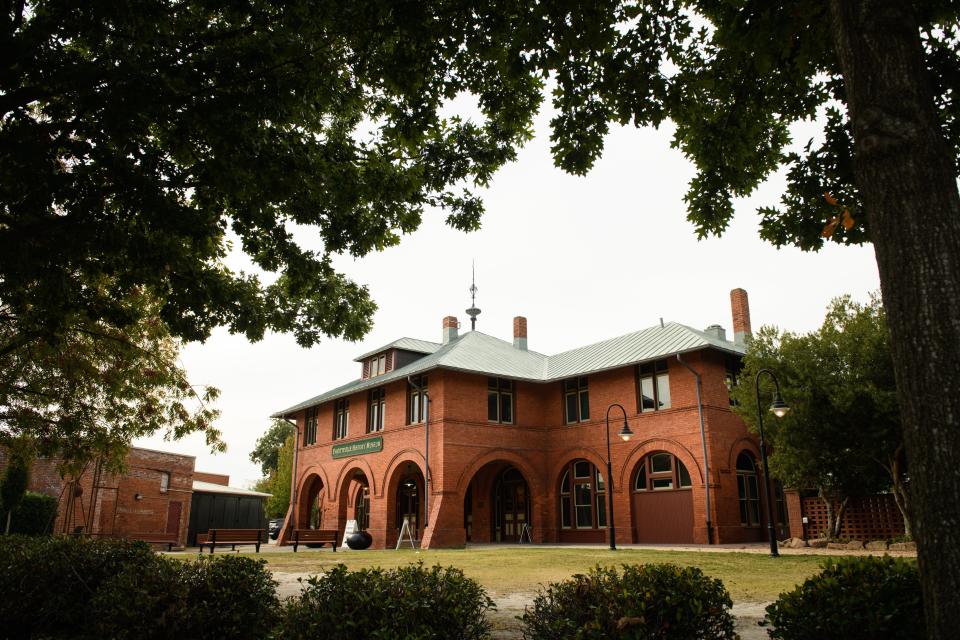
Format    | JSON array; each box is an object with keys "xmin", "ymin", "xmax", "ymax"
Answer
[
  {"xmin": 196, "ymin": 528, "xmax": 264, "ymax": 553},
  {"xmin": 129, "ymin": 532, "xmax": 180, "ymax": 551},
  {"xmin": 292, "ymin": 529, "xmax": 339, "ymax": 552}
]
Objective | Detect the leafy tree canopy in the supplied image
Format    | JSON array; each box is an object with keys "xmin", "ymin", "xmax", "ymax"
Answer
[
  {"xmin": 2, "ymin": 0, "xmax": 540, "ymax": 346},
  {"xmin": 250, "ymin": 418, "xmax": 296, "ymax": 477},
  {"xmin": 732, "ymin": 296, "xmax": 907, "ymax": 530},
  {"xmin": 0, "ymin": 287, "xmax": 222, "ymax": 476}
]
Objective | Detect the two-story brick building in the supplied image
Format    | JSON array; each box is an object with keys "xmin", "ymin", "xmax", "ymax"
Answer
[{"xmin": 274, "ymin": 289, "xmax": 787, "ymax": 549}]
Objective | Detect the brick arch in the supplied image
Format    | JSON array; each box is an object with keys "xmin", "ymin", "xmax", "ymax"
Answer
[
  {"xmin": 619, "ymin": 438, "xmax": 704, "ymax": 490},
  {"xmin": 379, "ymin": 449, "xmax": 426, "ymax": 498},
  {"xmin": 333, "ymin": 458, "xmax": 377, "ymax": 502},
  {"xmin": 456, "ymin": 449, "xmax": 543, "ymax": 498},
  {"xmin": 547, "ymin": 447, "xmax": 609, "ymax": 490},
  {"xmin": 296, "ymin": 464, "xmax": 331, "ymax": 502},
  {"xmin": 726, "ymin": 437, "xmax": 762, "ymax": 472}
]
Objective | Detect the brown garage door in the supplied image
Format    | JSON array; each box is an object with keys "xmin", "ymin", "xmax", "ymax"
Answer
[{"xmin": 633, "ymin": 489, "xmax": 694, "ymax": 543}]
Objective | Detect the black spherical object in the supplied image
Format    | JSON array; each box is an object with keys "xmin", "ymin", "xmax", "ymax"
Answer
[{"xmin": 345, "ymin": 530, "xmax": 373, "ymax": 550}]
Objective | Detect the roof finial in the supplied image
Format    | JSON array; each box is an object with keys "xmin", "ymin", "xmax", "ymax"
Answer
[{"xmin": 466, "ymin": 261, "xmax": 481, "ymax": 331}]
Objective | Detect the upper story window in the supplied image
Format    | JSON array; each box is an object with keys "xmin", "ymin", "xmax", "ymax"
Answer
[
  {"xmin": 367, "ymin": 353, "xmax": 387, "ymax": 378},
  {"xmin": 725, "ymin": 356, "xmax": 743, "ymax": 406},
  {"xmin": 160, "ymin": 472, "xmax": 170, "ymax": 493},
  {"xmin": 407, "ymin": 375, "xmax": 428, "ymax": 424},
  {"xmin": 487, "ymin": 377, "xmax": 514, "ymax": 424},
  {"xmin": 304, "ymin": 407, "xmax": 318, "ymax": 445},
  {"xmin": 563, "ymin": 377, "xmax": 589, "ymax": 424},
  {"xmin": 368, "ymin": 387, "xmax": 385, "ymax": 433},
  {"xmin": 634, "ymin": 452, "xmax": 692, "ymax": 491},
  {"xmin": 638, "ymin": 360, "xmax": 671, "ymax": 412},
  {"xmin": 333, "ymin": 399, "xmax": 349, "ymax": 440}
]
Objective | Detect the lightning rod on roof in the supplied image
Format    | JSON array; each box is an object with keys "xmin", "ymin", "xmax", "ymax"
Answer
[
  {"xmin": 466, "ymin": 261, "xmax": 481, "ymax": 331},
  {"xmin": 660, "ymin": 317, "xmax": 665, "ymax": 328}
]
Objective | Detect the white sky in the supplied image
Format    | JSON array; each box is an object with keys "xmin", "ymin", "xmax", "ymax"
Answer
[{"xmin": 135, "ymin": 108, "xmax": 880, "ymax": 488}]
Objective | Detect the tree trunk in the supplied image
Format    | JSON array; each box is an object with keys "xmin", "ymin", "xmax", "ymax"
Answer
[
  {"xmin": 819, "ymin": 488, "xmax": 835, "ymax": 539},
  {"xmin": 833, "ymin": 496, "xmax": 849, "ymax": 540},
  {"xmin": 888, "ymin": 446, "xmax": 913, "ymax": 540},
  {"xmin": 829, "ymin": 2, "xmax": 960, "ymax": 635}
]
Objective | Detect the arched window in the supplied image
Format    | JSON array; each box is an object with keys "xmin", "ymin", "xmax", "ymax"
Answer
[
  {"xmin": 559, "ymin": 460, "xmax": 606, "ymax": 529},
  {"xmin": 633, "ymin": 452, "xmax": 693, "ymax": 491},
  {"xmin": 736, "ymin": 452, "xmax": 761, "ymax": 526},
  {"xmin": 354, "ymin": 485, "xmax": 370, "ymax": 531}
]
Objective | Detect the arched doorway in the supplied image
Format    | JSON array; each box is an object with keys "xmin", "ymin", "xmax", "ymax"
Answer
[
  {"xmin": 354, "ymin": 484, "xmax": 370, "ymax": 531},
  {"xmin": 297, "ymin": 474, "xmax": 325, "ymax": 529},
  {"xmin": 631, "ymin": 451, "xmax": 694, "ymax": 543},
  {"xmin": 493, "ymin": 467, "xmax": 529, "ymax": 543},
  {"xmin": 558, "ymin": 459, "xmax": 607, "ymax": 543},
  {"xmin": 395, "ymin": 467, "xmax": 424, "ymax": 539}
]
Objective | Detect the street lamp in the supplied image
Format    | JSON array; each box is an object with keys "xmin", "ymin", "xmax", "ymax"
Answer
[
  {"xmin": 604, "ymin": 403, "xmax": 634, "ymax": 550},
  {"xmin": 754, "ymin": 368, "xmax": 790, "ymax": 558}
]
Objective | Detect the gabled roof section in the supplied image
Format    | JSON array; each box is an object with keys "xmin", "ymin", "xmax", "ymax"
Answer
[
  {"xmin": 353, "ymin": 337, "xmax": 441, "ymax": 362},
  {"xmin": 546, "ymin": 322, "xmax": 743, "ymax": 379},
  {"xmin": 273, "ymin": 322, "xmax": 745, "ymax": 418}
]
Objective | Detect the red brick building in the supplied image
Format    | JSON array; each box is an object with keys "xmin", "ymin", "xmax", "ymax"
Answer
[
  {"xmin": 275, "ymin": 289, "xmax": 789, "ymax": 549},
  {"xmin": 4, "ymin": 447, "xmax": 196, "ymax": 547}
]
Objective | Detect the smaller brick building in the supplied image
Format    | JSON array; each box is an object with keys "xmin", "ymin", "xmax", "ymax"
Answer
[{"xmin": 1, "ymin": 446, "xmax": 268, "ymax": 548}]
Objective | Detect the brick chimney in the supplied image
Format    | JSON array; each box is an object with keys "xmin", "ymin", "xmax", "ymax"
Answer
[
  {"xmin": 730, "ymin": 288, "xmax": 752, "ymax": 346},
  {"xmin": 513, "ymin": 316, "xmax": 528, "ymax": 350},
  {"xmin": 442, "ymin": 316, "xmax": 459, "ymax": 344}
]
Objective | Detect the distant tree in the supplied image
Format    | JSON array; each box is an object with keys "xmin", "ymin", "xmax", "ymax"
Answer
[
  {"xmin": 733, "ymin": 296, "xmax": 907, "ymax": 537},
  {"xmin": 250, "ymin": 420, "xmax": 296, "ymax": 477},
  {"xmin": 0, "ymin": 288, "xmax": 222, "ymax": 477},
  {"xmin": 253, "ymin": 433, "xmax": 294, "ymax": 520}
]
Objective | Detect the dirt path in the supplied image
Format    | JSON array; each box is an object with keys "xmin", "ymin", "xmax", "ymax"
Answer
[{"xmin": 274, "ymin": 572, "xmax": 770, "ymax": 639}]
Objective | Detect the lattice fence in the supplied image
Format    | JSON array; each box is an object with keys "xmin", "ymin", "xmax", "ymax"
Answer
[{"xmin": 801, "ymin": 494, "xmax": 905, "ymax": 540}]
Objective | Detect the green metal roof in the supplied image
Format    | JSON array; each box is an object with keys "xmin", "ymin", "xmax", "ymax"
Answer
[
  {"xmin": 272, "ymin": 322, "xmax": 745, "ymax": 418},
  {"xmin": 352, "ymin": 337, "xmax": 441, "ymax": 362}
]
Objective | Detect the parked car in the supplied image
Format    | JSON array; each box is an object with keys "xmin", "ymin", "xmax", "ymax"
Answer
[{"xmin": 268, "ymin": 518, "xmax": 283, "ymax": 540}]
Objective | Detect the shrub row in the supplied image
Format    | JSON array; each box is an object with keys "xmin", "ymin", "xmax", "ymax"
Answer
[
  {"xmin": 0, "ymin": 536, "xmax": 278, "ymax": 640},
  {"xmin": 0, "ymin": 536, "xmax": 923, "ymax": 640}
]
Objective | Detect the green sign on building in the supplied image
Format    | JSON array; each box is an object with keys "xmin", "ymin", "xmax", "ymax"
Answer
[{"xmin": 332, "ymin": 435, "xmax": 384, "ymax": 459}]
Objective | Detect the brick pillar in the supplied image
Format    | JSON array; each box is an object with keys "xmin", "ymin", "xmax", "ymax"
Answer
[
  {"xmin": 513, "ymin": 316, "xmax": 528, "ymax": 350},
  {"xmin": 730, "ymin": 288, "xmax": 752, "ymax": 345}
]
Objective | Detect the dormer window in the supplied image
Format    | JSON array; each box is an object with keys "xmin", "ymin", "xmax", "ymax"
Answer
[{"xmin": 368, "ymin": 353, "xmax": 387, "ymax": 377}]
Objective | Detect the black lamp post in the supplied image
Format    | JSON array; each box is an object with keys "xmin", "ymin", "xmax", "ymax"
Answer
[
  {"xmin": 604, "ymin": 403, "xmax": 634, "ymax": 551},
  {"xmin": 754, "ymin": 368, "xmax": 790, "ymax": 558}
]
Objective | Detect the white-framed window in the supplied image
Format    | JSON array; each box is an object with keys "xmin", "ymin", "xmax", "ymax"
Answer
[
  {"xmin": 638, "ymin": 360, "xmax": 671, "ymax": 412},
  {"xmin": 487, "ymin": 377, "xmax": 515, "ymax": 424},
  {"xmin": 160, "ymin": 472, "xmax": 170, "ymax": 493},
  {"xmin": 333, "ymin": 399, "xmax": 349, "ymax": 440},
  {"xmin": 563, "ymin": 377, "xmax": 589, "ymax": 424},
  {"xmin": 368, "ymin": 387, "xmax": 385, "ymax": 433}
]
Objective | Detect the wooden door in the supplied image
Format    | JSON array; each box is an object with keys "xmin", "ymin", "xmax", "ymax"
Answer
[
  {"xmin": 632, "ymin": 490, "xmax": 694, "ymax": 543},
  {"xmin": 166, "ymin": 501, "xmax": 182, "ymax": 536}
]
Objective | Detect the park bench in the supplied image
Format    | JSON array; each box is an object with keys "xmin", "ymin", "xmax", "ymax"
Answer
[
  {"xmin": 196, "ymin": 528, "xmax": 264, "ymax": 553},
  {"xmin": 129, "ymin": 532, "xmax": 180, "ymax": 551},
  {"xmin": 292, "ymin": 529, "xmax": 339, "ymax": 552}
]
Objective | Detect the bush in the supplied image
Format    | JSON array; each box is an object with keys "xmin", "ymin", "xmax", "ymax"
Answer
[
  {"xmin": 0, "ymin": 536, "xmax": 279, "ymax": 640},
  {"xmin": 520, "ymin": 564, "xmax": 736, "ymax": 640},
  {"xmin": 0, "ymin": 535, "xmax": 157, "ymax": 638},
  {"xmin": 277, "ymin": 562, "xmax": 495, "ymax": 640},
  {"xmin": 763, "ymin": 556, "xmax": 923, "ymax": 640},
  {"xmin": 7, "ymin": 492, "xmax": 57, "ymax": 535},
  {"xmin": 92, "ymin": 554, "xmax": 279, "ymax": 640}
]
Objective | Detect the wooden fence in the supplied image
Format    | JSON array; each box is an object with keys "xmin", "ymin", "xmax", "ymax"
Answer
[{"xmin": 801, "ymin": 494, "xmax": 905, "ymax": 540}]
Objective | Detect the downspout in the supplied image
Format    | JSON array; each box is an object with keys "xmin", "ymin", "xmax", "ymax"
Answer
[
  {"xmin": 676, "ymin": 353, "xmax": 713, "ymax": 544},
  {"xmin": 286, "ymin": 417, "xmax": 299, "ymax": 535},
  {"xmin": 407, "ymin": 376, "xmax": 429, "ymax": 531}
]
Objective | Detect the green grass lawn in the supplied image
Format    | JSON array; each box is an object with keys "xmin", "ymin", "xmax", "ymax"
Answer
[{"xmin": 256, "ymin": 547, "xmax": 832, "ymax": 603}]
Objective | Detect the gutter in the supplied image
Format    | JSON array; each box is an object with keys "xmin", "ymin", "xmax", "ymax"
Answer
[{"xmin": 675, "ymin": 353, "xmax": 713, "ymax": 544}]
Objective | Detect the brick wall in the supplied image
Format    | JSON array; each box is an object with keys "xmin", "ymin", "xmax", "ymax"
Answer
[
  {"xmin": 0, "ymin": 447, "xmax": 196, "ymax": 547},
  {"xmin": 194, "ymin": 471, "xmax": 230, "ymax": 486}
]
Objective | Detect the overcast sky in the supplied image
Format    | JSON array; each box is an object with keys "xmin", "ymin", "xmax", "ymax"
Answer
[{"xmin": 135, "ymin": 106, "xmax": 880, "ymax": 488}]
